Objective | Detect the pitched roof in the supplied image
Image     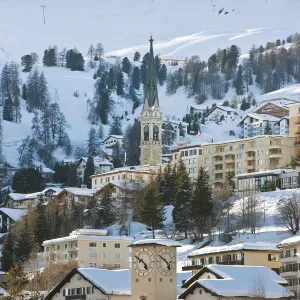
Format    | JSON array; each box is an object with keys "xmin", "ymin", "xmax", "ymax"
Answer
[
  {"xmin": 205, "ymin": 105, "xmax": 236, "ymax": 117},
  {"xmin": 61, "ymin": 187, "xmax": 97, "ymax": 197},
  {"xmin": 179, "ymin": 265, "xmax": 292, "ymax": 299},
  {"xmin": 45, "ymin": 268, "xmax": 131, "ymax": 299},
  {"xmin": 130, "ymin": 238, "xmax": 182, "ymax": 247},
  {"xmin": 96, "ymin": 180, "xmax": 147, "ymax": 194},
  {"xmin": 0, "ymin": 208, "xmax": 27, "ymax": 221},
  {"xmin": 235, "ymin": 168, "xmax": 296, "ymax": 179},
  {"xmin": 77, "ymin": 156, "xmax": 113, "ymax": 167},
  {"xmin": 188, "ymin": 242, "xmax": 280, "ymax": 258},
  {"xmin": 8, "ymin": 193, "xmax": 36, "ymax": 201},
  {"xmin": 278, "ymin": 234, "xmax": 300, "ymax": 247},
  {"xmin": 101, "ymin": 135, "xmax": 124, "ymax": 143}
]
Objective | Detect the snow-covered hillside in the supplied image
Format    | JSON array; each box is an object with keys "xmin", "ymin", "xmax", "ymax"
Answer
[{"xmin": 0, "ymin": 0, "xmax": 299, "ymax": 166}]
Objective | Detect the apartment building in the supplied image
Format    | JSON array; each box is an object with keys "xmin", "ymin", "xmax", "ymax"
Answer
[
  {"xmin": 43, "ymin": 228, "xmax": 132, "ymax": 269},
  {"xmin": 182, "ymin": 242, "xmax": 281, "ymax": 275},
  {"xmin": 277, "ymin": 235, "xmax": 300, "ymax": 296},
  {"xmin": 91, "ymin": 165, "xmax": 161, "ymax": 189},
  {"xmin": 171, "ymin": 135, "xmax": 296, "ymax": 187},
  {"xmin": 289, "ymin": 103, "xmax": 300, "ymax": 147}
]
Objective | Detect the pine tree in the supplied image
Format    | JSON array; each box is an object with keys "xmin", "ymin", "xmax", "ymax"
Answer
[
  {"xmin": 116, "ymin": 71, "xmax": 124, "ymax": 96},
  {"xmin": 107, "ymin": 67, "xmax": 116, "ymax": 90},
  {"xmin": 95, "ymin": 42, "xmax": 104, "ymax": 59},
  {"xmin": 88, "ymin": 127, "xmax": 99, "ymax": 156},
  {"xmin": 94, "ymin": 78, "xmax": 110, "ymax": 125},
  {"xmin": 83, "ymin": 156, "xmax": 95, "ymax": 188},
  {"xmin": 133, "ymin": 51, "xmax": 141, "ymax": 61},
  {"xmin": 158, "ymin": 64, "xmax": 167, "ymax": 85},
  {"xmin": 264, "ymin": 121, "xmax": 272, "ymax": 135},
  {"xmin": 109, "ymin": 117, "xmax": 123, "ymax": 135},
  {"xmin": 122, "ymin": 57, "xmax": 131, "ymax": 74},
  {"xmin": 124, "ymin": 121, "xmax": 141, "ymax": 166},
  {"xmin": 0, "ymin": 232, "xmax": 14, "ymax": 271},
  {"xmin": 87, "ymin": 44, "xmax": 95, "ymax": 60},
  {"xmin": 190, "ymin": 167, "xmax": 213, "ymax": 240},
  {"xmin": 97, "ymin": 123, "xmax": 104, "ymax": 140},
  {"xmin": 140, "ymin": 53, "xmax": 149, "ymax": 85},
  {"xmin": 111, "ymin": 142, "xmax": 123, "ymax": 168},
  {"xmin": 21, "ymin": 54, "xmax": 33, "ymax": 72},
  {"xmin": 3, "ymin": 94, "xmax": 14, "ymax": 121},
  {"xmin": 172, "ymin": 159, "xmax": 192, "ymax": 238},
  {"xmin": 235, "ymin": 65, "xmax": 244, "ymax": 95},
  {"xmin": 138, "ymin": 182, "xmax": 166, "ymax": 238},
  {"xmin": 42, "ymin": 47, "xmax": 57, "ymax": 67},
  {"xmin": 34, "ymin": 196, "xmax": 48, "ymax": 251},
  {"xmin": 96, "ymin": 186, "xmax": 116, "ymax": 228},
  {"xmin": 132, "ymin": 66, "xmax": 141, "ymax": 90},
  {"xmin": 67, "ymin": 163, "xmax": 78, "ymax": 187}
]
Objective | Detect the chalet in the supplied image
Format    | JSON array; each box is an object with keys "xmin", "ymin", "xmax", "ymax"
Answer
[
  {"xmin": 95, "ymin": 180, "xmax": 147, "ymax": 204},
  {"xmin": 254, "ymin": 101, "xmax": 290, "ymax": 118},
  {"xmin": 0, "ymin": 208, "xmax": 27, "ymax": 233},
  {"xmin": 76, "ymin": 156, "xmax": 113, "ymax": 186},
  {"xmin": 182, "ymin": 242, "xmax": 281, "ymax": 275},
  {"xmin": 6, "ymin": 188, "xmax": 61, "ymax": 209},
  {"xmin": 44, "ymin": 268, "xmax": 132, "ymax": 300},
  {"xmin": 179, "ymin": 265, "xmax": 292, "ymax": 300},
  {"xmin": 239, "ymin": 113, "xmax": 280, "ymax": 138},
  {"xmin": 54, "ymin": 187, "xmax": 96, "ymax": 206},
  {"xmin": 236, "ymin": 169, "xmax": 300, "ymax": 195},
  {"xmin": 163, "ymin": 118, "xmax": 189, "ymax": 136},
  {"xmin": 190, "ymin": 105, "xmax": 207, "ymax": 115},
  {"xmin": 205, "ymin": 105, "xmax": 236, "ymax": 121},
  {"xmin": 101, "ymin": 135, "xmax": 124, "ymax": 148}
]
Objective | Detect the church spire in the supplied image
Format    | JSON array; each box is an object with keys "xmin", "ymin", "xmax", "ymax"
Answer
[{"xmin": 145, "ymin": 35, "xmax": 159, "ymax": 107}]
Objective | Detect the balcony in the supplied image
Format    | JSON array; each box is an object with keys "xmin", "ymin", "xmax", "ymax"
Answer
[
  {"xmin": 294, "ymin": 122, "xmax": 300, "ymax": 126},
  {"xmin": 247, "ymin": 156, "xmax": 255, "ymax": 161},
  {"xmin": 224, "ymin": 159, "xmax": 235, "ymax": 164},
  {"xmin": 67, "ymin": 247, "xmax": 78, "ymax": 252},
  {"xmin": 269, "ymin": 154, "xmax": 283, "ymax": 158},
  {"xmin": 182, "ymin": 265, "xmax": 203, "ymax": 271},
  {"xmin": 295, "ymin": 132, "xmax": 300, "ymax": 135},
  {"xmin": 215, "ymin": 169, "xmax": 223, "ymax": 174},
  {"xmin": 269, "ymin": 145, "xmax": 282, "ymax": 149},
  {"xmin": 280, "ymin": 271, "xmax": 298, "ymax": 277},
  {"xmin": 295, "ymin": 141, "xmax": 300, "ymax": 146},
  {"xmin": 224, "ymin": 168, "xmax": 235, "ymax": 173},
  {"xmin": 247, "ymin": 165, "xmax": 255, "ymax": 170},
  {"xmin": 217, "ymin": 260, "xmax": 243, "ymax": 265},
  {"xmin": 214, "ymin": 160, "xmax": 223, "ymax": 165},
  {"xmin": 280, "ymin": 256, "xmax": 298, "ymax": 263}
]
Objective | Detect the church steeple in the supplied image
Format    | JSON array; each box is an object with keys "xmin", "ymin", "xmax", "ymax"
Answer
[{"xmin": 145, "ymin": 35, "xmax": 159, "ymax": 107}]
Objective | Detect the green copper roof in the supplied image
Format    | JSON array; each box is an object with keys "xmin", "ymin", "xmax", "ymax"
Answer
[{"xmin": 145, "ymin": 36, "xmax": 159, "ymax": 107}]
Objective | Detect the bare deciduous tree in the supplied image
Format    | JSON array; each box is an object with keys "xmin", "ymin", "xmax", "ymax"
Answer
[
  {"xmin": 248, "ymin": 276, "xmax": 266, "ymax": 300},
  {"xmin": 276, "ymin": 193, "xmax": 300, "ymax": 234}
]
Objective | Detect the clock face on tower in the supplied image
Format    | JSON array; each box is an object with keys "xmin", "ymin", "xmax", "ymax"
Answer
[
  {"xmin": 157, "ymin": 248, "xmax": 176, "ymax": 276},
  {"xmin": 133, "ymin": 248, "xmax": 154, "ymax": 277}
]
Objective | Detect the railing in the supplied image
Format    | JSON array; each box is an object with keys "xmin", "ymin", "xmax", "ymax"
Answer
[{"xmin": 295, "ymin": 141, "xmax": 300, "ymax": 146}]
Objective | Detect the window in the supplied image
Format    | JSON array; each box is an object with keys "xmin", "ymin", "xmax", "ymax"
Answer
[
  {"xmin": 46, "ymin": 247, "xmax": 49, "ymax": 252},
  {"xmin": 89, "ymin": 242, "xmax": 97, "ymax": 247},
  {"xmin": 115, "ymin": 243, "xmax": 120, "ymax": 248},
  {"xmin": 57, "ymin": 245, "xmax": 60, "ymax": 250},
  {"xmin": 89, "ymin": 252, "xmax": 97, "ymax": 258},
  {"xmin": 205, "ymin": 158, "xmax": 210, "ymax": 164},
  {"xmin": 268, "ymin": 254, "xmax": 278, "ymax": 261},
  {"xmin": 64, "ymin": 254, "xmax": 67, "ymax": 259},
  {"xmin": 115, "ymin": 253, "xmax": 121, "ymax": 259},
  {"xmin": 103, "ymin": 253, "xmax": 107, "ymax": 259},
  {"xmin": 95, "ymin": 179, "xmax": 97, "ymax": 184},
  {"xmin": 114, "ymin": 264, "xmax": 121, "ymax": 269},
  {"xmin": 87, "ymin": 287, "xmax": 94, "ymax": 295},
  {"xmin": 175, "ymin": 154, "xmax": 177, "ymax": 159},
  {"xmin": 65, "ymin": 244, "xmax": 67, "ymax": 249},
  {"xmin": 153, "ymin": 125, "xmax": 159, "ymax": 141},
  {"xmin": 199, "ymin": 149, "xmax": 202, "ymax": 155},
  {"xmin": 88, "ymin": 262, "xmax": 97, "ymax": 268},
  {"xmin": 103, "ymin": 242, "xmax": 106, "ymax": 248},
  {"xmin": 237, "ymin": 153, "xmax": 243, "ymax": 159},
  {"xmin": 185, "ymin": 151, "xmax": 188, "ymax": 156}
]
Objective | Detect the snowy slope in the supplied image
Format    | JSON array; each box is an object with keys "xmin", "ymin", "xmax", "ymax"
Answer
[{"xmin": 0, "ymin": 0, "xmax": 299, "ymax": 165}]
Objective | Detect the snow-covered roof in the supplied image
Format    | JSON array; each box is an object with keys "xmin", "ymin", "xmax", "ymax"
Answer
[
  {"xmin": 179, "ymin": 265, "xmax": 292, "ymax": 299},
  {"xmin": 274, "ymin": 116, "xmax": 289, "ymax": 125},
  {"xmin": 91, "ymin": 165, "xmax": 153, "ymax": 177},
  {"xmin": 247, "ymin": 113, "xmax": 280, "ymax": 122},
  {"xmin": 8, "ymin": 193, "xmax": 35, "ymax": 201},
  {"xmin": 41, "ymin": 166, "xmax": 55, "ymax": 174},
  {"xmin": 163, "ymin": 118, "xmax": 189, "ymax": 126},
  {"xmin": 0, "ymin": 208, "xmax": 27, "ymax": 221},
  {"xmin": 79, "ymin": 268, "xmax": 131, "ymax": 295},
  {"xmin": 97, "ymin": 180, "xmax": 147, "ymax": 192},
  {"xmin": 78, "ymin": 156, "xmax": 113, "ymax": 167},
  {"xmin": 235, "ymin": 169, "xmax": 297, "ymax": 179},
  {"xmin": 0, "ymin": 288, "xmax": 9, "ymax": 297},
  {"xmin": 188, "ymin": 242, "xmax": 280, "ymax": 257},
  {"xmin": 43, "ymin": 234, "xmax": 133, "ymax": 246},
  {"xmin": 206, "ymin": 105, "xmax": 236, "ymax": 117},
  {"xmin": 60, "ymin": 187, "xmax": 97, "ymax": 197},
  {"xmin": 70, "ymin": 228, "xmax": 108, "ymax": 236},
  {"xmin": 254, "ymin": 101, "xmax": 290, "ymax": 112},
  {"xmin": 278, "ymin": 234, "xmax": 300, "ymax": 247},
  {"xmin": 130, "ymin": 239, "xmax": 182, "ymax": 247},
  {"xmin": 102, "ymin": 135, "xmax": 124, "ymax": 143}
]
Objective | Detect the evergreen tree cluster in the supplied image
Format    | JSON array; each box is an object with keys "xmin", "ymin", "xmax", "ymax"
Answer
[
  {"xmin": 66, "ymin": 48, "xmax": 85, "ymax": 71},
  {"xmin": 53, "ymin": 162, "xmax": 77, "ymax": 187},
  {"xmin": 0, "ymin": 62, "xmax": 22, "ymax": 122},
  {"xmin": 1, "ymin": 188, "xmax": 116, "ymax": 270},
  {"xmin": 42, "ymin": 46, "xmax": 57, "ymax": 67}
]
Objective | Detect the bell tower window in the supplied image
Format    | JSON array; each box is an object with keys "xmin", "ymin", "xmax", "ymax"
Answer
[
  {"xmin": 144, "ymin": 125, "xmax": 149, "ymax": 141},
  {"xmin": 153, "ymin": 125, "xmax": 159, "ymax": 141}
]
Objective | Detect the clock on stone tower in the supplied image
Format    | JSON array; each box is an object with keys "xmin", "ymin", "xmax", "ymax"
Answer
[{"xmin": 130, "ymin": 239, "xmax": 181, "ymax": 300}]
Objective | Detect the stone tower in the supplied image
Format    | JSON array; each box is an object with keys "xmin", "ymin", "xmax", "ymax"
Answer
[
  {"xmin": 140, "ymin": 36, "xmax": 163, "ymax": 166},
  {"xmin": 130, "ymin": 239, "xmax": 181, "ymax": 300}
]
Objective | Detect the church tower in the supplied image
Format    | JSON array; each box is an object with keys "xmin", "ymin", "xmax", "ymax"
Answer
[{"xmin": 140, "ymin": 36, "xmax": 163, "ymax": 166}]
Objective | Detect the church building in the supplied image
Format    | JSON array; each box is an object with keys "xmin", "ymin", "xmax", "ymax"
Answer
[{"xmin": 140, "ymin": 36, "xmax": 163, "ymax": 166}]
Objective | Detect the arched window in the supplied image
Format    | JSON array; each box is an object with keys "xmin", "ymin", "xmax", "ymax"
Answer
[
  {"xmin": 144, "ymin": 125, "xmax": 149, "ymax": 141},
  {"xmin": 153, "ymin": 125, "xmax": 159, "ymax": 141}
]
